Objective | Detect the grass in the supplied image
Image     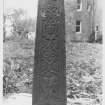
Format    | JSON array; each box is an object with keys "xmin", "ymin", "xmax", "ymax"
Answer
[
  {"xmin": 66, "ymin": 42, "xmax": 102, "ymax": 101},
  {"xmin": 3, "ymin": 39, "xmax": 34, "ymax": 95},
  {"xmin": 3, "ymin": 39, "xmax": 102, "ymax": 105}
]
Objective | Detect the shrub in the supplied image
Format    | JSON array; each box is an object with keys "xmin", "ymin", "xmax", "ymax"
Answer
[
  {"xmin": 88, "ymin": 30, "xmax": 95, "ymax": 43},
  {"xmin": 3, "ymin": 57, "xmax": 33, "ymax": 96}
]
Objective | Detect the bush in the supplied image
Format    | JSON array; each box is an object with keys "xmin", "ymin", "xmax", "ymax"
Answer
[
  {"xmin": 66, "ymin": 62, "xmax": 102, "ymax": 99},
  {"xmin": 96, "ymin": 35, "xmax": 102, "ymax": 44},
  {"xmin": 3, "ymin": 57, "xmax": 33, "ymax": 96},
  {"xmin": 88, "ymin": 31, "xmax": 95, "ymax": 43}
]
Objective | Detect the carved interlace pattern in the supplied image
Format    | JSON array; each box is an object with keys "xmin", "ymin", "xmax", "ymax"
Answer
[{"xmin": 34, "ymin": 0, "xmax": 66, "ymax": 105}]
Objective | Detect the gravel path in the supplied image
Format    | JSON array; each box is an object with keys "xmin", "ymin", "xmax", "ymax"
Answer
[
  {"xmin": 3, "ymin": 93, "xmax": 32, "ymax": 105},
  {"xmin": 3, "ymin": 93, "xmax": 101, "ymax": 105}
]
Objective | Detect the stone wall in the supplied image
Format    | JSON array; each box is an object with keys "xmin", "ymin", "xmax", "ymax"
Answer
[{"xmin": 65, "ymin": 0, "xmax": 102, "ymax": 42}]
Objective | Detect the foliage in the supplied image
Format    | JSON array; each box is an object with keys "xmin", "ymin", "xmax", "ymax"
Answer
[
  {"xmin": 3, "ymin": 41, "xmax": 102, "ymax": 102},
  {"xmin": 88, "ymin": 31, "xmax": 102, "ymax": 43},
  {"xmin": 66, "ymin": 42, "xmax": 102, "ymax": 101},
  {"xmin": 12, "ymin": 9, "xmax": 36, "ymax": 37},
  {"xmin": 88, "ymin": 30, "xmax": 95, "ymax": 43},
  {"xmin": 13, "ymin": 18, "xmax": 36, "ymax": 37},
  {"xmin": 96, "ymin": 34, "xmax": 102, "ymax": 44},
  {"xmin": 3, "ymin": 40, "xmax": 34, "ymax": 96},
  {"xmin": 3, "ymin": 57, "xmax": 33, "ymax": 96},
  {"xmin": 3, "ymin": 9, "xmax": 36, "ymax": 40}
]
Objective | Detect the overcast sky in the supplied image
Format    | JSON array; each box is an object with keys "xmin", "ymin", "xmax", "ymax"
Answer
[{"xmin": 4, "ymin": 0, "xmax": 38, "ymax": 18}]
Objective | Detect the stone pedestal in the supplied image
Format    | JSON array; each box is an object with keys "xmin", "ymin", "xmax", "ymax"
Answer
[{"xmin": 33, "ymin": 0, "xmax": 66, "ymax": 105}]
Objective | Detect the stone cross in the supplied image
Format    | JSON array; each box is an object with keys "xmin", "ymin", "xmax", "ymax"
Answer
[{"xmin": 33, "ymin": 0, "xmax": 66, "ymax": 105}]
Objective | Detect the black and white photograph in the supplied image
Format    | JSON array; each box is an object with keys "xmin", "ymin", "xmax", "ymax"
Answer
[{"xmin": 2, "ymin": 0, "xmax": 103, "ymax": 105}]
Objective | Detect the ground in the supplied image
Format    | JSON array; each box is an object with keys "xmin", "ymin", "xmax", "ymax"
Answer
[
  {"xmin": 3, "ymin": 39, "xmax": 102, "ymax": 105},
  {"xmin": 3, "ymin": 93, "xmax": 101, "ymax": 105}
]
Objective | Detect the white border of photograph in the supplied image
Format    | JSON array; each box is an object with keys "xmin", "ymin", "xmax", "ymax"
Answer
[
  {"xmin": 0, "ymin": 0, "xmax": 105, "ymax": 105},
  {"xmin": 0, "ymin": 0, "xmax": 3, "ymax": 104}
]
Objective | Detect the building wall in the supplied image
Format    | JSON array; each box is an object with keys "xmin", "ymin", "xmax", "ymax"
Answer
[{"xmin": 65, "ymin": 0, "xmax": 102, "ymax": 42}]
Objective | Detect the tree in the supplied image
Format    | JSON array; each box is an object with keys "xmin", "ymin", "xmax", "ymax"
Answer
[
  {"xmin": 4, "ymin": 9, "xmax": 36, "ymax": 39},
  {"xmin": 11, "ymin": 9, "xmax": 26, "ymax": 36}
]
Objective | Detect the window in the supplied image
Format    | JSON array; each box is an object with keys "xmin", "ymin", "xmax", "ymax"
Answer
[
  {"xmin": 76, "ymin": 20, "xmax": 81, "ymax": 33},
  {"xmin": 77, "ymin": 0, "xmax": 82, "ymax": 11}
]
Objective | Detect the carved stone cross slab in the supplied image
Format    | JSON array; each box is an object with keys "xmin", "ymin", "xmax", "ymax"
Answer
[{"xmin": 32, "ymin": 0, "xmax": 66, "ymax": 105}]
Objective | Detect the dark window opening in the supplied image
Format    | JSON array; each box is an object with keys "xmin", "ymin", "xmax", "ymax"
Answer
[
  {"xmin": 77, "ymin": 0, "xmax": 82, "ymax": 10},
  {"xmin": 76, "ymin": 21, "xmax": 81, "ymax": 32}
]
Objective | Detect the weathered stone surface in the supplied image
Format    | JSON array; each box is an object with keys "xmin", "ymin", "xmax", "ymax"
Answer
[{"xmin": 33, "ymin": 0, "xmax": 66, "ymax": 105}]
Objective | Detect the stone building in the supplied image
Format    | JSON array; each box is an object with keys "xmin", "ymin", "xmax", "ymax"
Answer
[{"xmin": 65, "ymin": 0, "xmax": 102, "ymax": 42}]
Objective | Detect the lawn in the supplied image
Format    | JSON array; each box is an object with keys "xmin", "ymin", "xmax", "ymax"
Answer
[{"xmin": 3, "ymin": 39, "xmax": 102, "ymax": 105}]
